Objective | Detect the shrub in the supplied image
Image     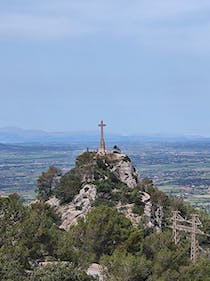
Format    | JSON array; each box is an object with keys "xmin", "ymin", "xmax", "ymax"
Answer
[{"xmin": 53, "ymin": 170, "xmax": 82, "ymax": 204}]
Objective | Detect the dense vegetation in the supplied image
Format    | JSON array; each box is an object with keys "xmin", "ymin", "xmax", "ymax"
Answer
[
  {"xmin": 1, "ymin": 151, "xmax": 210, "ymax": 280},
  {"xmin": 36, "ymin": 166, "xmax": 62, "ymax": 201},
  {"xmin": 0, "ymin": 194, "xmax": 94, "ymax": 281},
  {"xmin": 1, "ymin": 186, "xmax": 210, "ymax": 280}
]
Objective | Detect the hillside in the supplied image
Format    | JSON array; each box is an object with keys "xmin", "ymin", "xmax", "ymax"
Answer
[
  {"xmin": 1, "ymin": 149, "xmax": 210, "ymax": 280},
  {"xmin": 1, "ymin": 127, "xmax": 209, "ymax": 144}
]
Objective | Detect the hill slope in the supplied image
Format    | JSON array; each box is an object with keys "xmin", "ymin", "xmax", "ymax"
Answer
[
  {"xmin": 1, "ymin": 150, "xmax": 210, "ymax": 281},
  {"xmin": 47, "ymin": 151, "xmax": 141, "ymax": 229}
]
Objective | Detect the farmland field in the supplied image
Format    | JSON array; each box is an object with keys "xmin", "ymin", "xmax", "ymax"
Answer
[{"xmin": 1, "ymin": 141, "xmax": 210, "ymax": 211}]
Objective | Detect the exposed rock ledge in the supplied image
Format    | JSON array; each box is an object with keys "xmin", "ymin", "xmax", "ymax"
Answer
[
  {"xmin": 117, "ymin": 202, "xmax": 141, "ymax": 227},
  {"xmin": 110, "ymin": 153, "xmax": 139, "ymax": 188},
  {"xmin": 47, "ymin": 184, "xmax": 97, "ymax": 230}
]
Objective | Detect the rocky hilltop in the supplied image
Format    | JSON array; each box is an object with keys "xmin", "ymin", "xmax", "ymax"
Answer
[
  {"xmin": 47, "ymin": 151, "xmax": 140, "ymax": 229},
  {"xmin": 2, "ymin": 146, "xmax": 210, "ymax": 281},
  {"xmin": 46, "ymin": 150, "xmax": 166, "ymax": 231}
]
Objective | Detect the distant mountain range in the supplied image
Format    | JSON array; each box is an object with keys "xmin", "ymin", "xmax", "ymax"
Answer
[{"xmin": 0, "ymin": 127, "xmax": 209, "ymax": 144}]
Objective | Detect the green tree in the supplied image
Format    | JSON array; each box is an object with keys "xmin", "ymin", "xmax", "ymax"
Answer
[
  {"xmin": 20, "ymin": 202, "xmax": 61, "ymax": 260},
  {"xmin": 180, "ymin": 258, "xmax": 210, "ymax": 281},
  {"xmin": 56, "ymin": 230, "xmax": 79, "ymax": 264},
  {"xmin": 36, "ymin": 166, "xmax": 61, "ymax": 201},
  {"xmin": 53, "ymin": 169, "xmax": 82, "ymax": 204},
  {"xmin": 0, "ymin": 194, "xmax": 27, "ymax": 247},
  {"xmin": 72, "ymin": 206, "xmax": 132, "ymax": 260},
  {"xmin": 0, "ymin": 244, "xmax": 29, "ymax": 281},
  {"xmin": 27, "ymin": 264, "xmax": 94, "ymax": 281},
  {"xmin": 101, "ymin": 249, "xmax": 151, "ymax": 281}
]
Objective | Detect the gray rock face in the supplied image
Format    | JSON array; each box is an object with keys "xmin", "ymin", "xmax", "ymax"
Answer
[
  {"xmin": 47, "ymin": 184, "xmax": 97, "ymax": 230},
  {"xmin": 117, "ymin": 202, "xmax": 141, "ymax": 227},
  {"xmin": 155, "ymin": 205, "xmax": 164, "ymax": 232},
  {"xmin": 110, "ymin": 154, "xmax": 139, "ymax": 188},
  {"xmin": 142, "ymin": 192, "xmax": 153, "ymax": 228},
  {"xmin": 87, "ymin": 263, "xmax": 104, "ymax": 281}
]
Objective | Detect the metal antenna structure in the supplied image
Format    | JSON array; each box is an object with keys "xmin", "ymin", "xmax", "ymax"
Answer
[{"xmin": 171, "ymin": 211, "xmax": 207, "ymax": 264}]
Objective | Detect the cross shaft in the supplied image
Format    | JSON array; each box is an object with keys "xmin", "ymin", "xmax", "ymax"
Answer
[{"xmin": 98, "ymin": 120, "xmax": 106, "ymax": 154}]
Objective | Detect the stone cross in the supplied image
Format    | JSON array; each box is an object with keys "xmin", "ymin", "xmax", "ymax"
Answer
[{"xmin": 98, "ymin": 120, "xmax": 106, "ymax": 154}]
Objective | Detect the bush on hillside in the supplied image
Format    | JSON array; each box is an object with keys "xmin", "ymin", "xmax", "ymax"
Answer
[{"xmin": 53, "ymin": 169, "xmax": 82, "ymax": 204}]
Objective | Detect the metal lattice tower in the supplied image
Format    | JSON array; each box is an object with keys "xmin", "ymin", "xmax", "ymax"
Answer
[
  {"xmin": 172, "ymin": 211, "xmax": 183, "ymax": 244},
  {"xmin": 190, "ymin": 214, "xmax": 202, "ymax": 264},
  {"xmin": 171, "ymin": 211, "xmax": 206, "ymax": 264}
]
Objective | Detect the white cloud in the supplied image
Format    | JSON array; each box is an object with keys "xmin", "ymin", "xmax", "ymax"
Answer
[{"xmin": 0, "ymin": 0, "xmax": 210, "ymax": 54}]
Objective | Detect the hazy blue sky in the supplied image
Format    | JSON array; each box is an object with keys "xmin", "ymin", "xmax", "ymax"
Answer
[{"xmin": 0, "ymin": 1, "xmax": 210, "ymax": 135}]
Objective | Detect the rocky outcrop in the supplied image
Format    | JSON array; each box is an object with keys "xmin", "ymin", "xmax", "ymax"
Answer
[
  {"xmin": 87, "ymin": 263, "xmax": 104, "ymax": 281},
  {"xmin": 110, "ymin": 153, "xmax": 139, "ymax": 188},
  {"xmin": 47, "ymin": 151, "xmax": 140, "ymax": 229},
  {"xmin": 117, "ymin": 202, "xmax": 141, "ymax": 227},
  {"xmin": 155, "ymin": 205, "xmax": 164, "ymax": 232},
  {"xmin": 47, "ymin": 184, "xmax": 97, "ymax": 230},
  {"xmin": 142, "ymin": 192, "xmax": 153, "ymax": 228}
]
